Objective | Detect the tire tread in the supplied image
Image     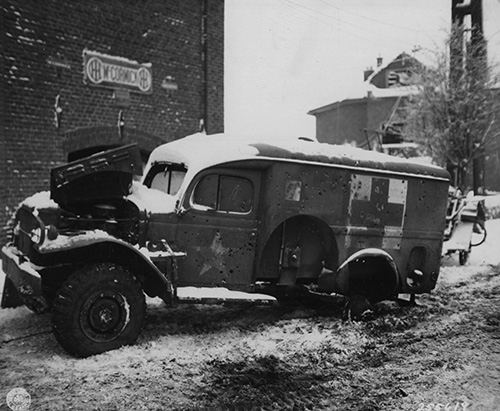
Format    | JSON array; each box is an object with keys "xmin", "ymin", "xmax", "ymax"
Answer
[{"xmin": 52, "ymin": 263, "xmax": 145, "ymax": 357}]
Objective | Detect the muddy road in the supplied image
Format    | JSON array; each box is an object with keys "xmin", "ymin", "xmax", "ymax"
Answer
[
  {"xmin": 2, "ymin": 218, "xmax": 500, "ymax": 410},
  {"xmin": 0, "ymin": 258, "xmax": 498, "ymax": 410}
]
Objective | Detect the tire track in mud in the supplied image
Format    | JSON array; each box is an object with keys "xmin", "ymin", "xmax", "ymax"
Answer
[
  {"xmin": 0, "ymin": 264, "xmax": 498, "ymax": 410},
  {"xmin": 194, "ymin": 265, "xmax": 500, "ymax": 410}
]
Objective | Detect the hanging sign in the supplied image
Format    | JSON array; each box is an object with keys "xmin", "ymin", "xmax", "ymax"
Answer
[{"xmin": 83, "ymin": 49, "xmax": 152, "ymax": 94}]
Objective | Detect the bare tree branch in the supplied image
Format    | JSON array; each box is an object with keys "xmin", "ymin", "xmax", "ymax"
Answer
[{"xmin": 404, "ymin": 24, "xmax": 498, "ymax": 191}]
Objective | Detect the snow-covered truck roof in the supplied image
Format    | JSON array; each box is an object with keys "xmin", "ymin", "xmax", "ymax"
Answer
[{"xmin": 147, "ymin": 133, "xmax": 450, "ymax": 181}]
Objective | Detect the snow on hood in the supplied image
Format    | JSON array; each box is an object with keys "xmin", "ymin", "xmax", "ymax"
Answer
[
  {"xmin": 19, "ymin": 185, "xmax": 177, "ymax": 216},
  {"xmin": 21, "ymin": 191, "xmax": 59, "ymax": 210},
  {"xmin": 39, "ymin": 229, "xmax": 112, "ymax": 252},
  {"xmin": 126, "ymin": 181, "xmax": 178, "ymax": 214}
]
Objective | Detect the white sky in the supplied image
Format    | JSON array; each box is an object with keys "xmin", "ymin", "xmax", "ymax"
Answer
[{"xmin": 224, "ymin": 0, "xmax": 500, "ymax": 139}]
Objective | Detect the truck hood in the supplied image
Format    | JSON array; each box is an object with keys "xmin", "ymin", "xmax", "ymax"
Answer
[
  {"xmin": 126, "ymin": 181, "xmax": 178, "ymax": 215},
  {"xmin": 48, "ymin": 144, "xmax": 177, "ymax": 215},
  {"xmin": 19, "ymin": 183, "xmax": 177, "ymax": 216},
  {"xmin": 50, "ymin": 144, "xmax": 143, "ymax": 209}
]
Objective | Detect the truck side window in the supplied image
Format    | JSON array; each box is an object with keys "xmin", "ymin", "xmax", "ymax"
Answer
[
  {"xmin": 219, "ymin": 175, "xmax": 253, "ymax": 213},
  {"xmin": 193, "ymin": 174, "xmax": 218, "ymax": 209},
  {"xmin": 192, "ymin": 174, "xmax": 253, "ymax": 214},
  {"xmin": 150, "ymin": 171, "xmax": 169, "ymax": 192},
  {"xmin": 169, "ymin": 170, "xmax": 185, "ymax": 195},
  {"xmin": 147, "ymin": 164, "xmax": 187, "ymax": 195}
]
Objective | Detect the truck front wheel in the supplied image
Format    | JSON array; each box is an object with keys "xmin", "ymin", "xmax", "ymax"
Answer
[{"xmin": 52, "ymin": 263, "xmax": 146, "ymax": 357}]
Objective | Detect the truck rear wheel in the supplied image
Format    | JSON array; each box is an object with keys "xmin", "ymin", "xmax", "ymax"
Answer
[{"xmin": 52, "ymin": 263, "xmax": 146, "ymax": 357}]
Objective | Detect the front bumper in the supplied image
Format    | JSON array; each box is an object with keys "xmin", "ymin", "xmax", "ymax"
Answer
[{"xmin": 1, "ymin": 245, "xmax": 43, "ymax": 309}]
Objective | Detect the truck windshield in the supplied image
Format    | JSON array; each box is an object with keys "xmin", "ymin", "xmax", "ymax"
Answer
[{"xmin": 144, "ymin": 163, "xmax": 187, "ymax": 195}]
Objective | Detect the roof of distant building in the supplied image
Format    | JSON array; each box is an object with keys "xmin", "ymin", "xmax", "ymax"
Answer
[{"xmin": 309, "ymin": 52, "xmax": 423, "ymax": 115}]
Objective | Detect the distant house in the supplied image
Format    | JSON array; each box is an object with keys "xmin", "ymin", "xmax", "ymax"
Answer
[
  {"xmin": 308, "ymin": 53, "xmax": 500, "ymax": 191},
  {"xmin": 308, "ymin": 52, "xmax": 421, "ymax": 150}
]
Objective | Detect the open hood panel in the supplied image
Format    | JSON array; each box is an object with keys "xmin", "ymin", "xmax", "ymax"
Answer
[{"xmin": 50, "ymin": 144, "xmax": 142, "ymax": 208}]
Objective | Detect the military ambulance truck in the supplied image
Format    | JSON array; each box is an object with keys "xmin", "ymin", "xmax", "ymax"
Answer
[{"xmin": 1, "ymin": 133, "xmax": 450, "ymax": 356}]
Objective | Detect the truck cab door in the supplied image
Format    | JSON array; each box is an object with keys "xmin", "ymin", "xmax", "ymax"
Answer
[{"xmin": 175, "ymin": 168, "xmax": 260, "ymax": 288}]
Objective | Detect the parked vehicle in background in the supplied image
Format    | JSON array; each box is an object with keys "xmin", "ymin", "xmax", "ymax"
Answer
[
  {"xmin": 1, "ymin": 133, "xmax": 450, "ymax": 356},
  {"xmin": 443, "ymin": 187, "xmax": 487, "ymax": 265}
]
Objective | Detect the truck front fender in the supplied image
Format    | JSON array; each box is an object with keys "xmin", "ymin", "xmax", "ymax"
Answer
[{"xmin": 37, "ymin": 233, "xmax": 178, "ymax": 303}]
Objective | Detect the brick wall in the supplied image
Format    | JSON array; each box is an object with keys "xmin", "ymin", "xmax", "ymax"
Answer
[{"xmin": 0, "ymin": 0, "xmax": 224, "ymax": 242}]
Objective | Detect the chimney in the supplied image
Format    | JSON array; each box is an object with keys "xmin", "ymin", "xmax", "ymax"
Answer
[
  {"xmin": 363, "ymin": 66, "xmax": 374, "ymax": 81},
  {"xmin": 376, "ymin": 56, "xmax": 383, "ymax": 67}
]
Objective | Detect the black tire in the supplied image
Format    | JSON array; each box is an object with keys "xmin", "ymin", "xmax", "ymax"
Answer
[
  {"xmin": 274, "ymin": 286, "xmax": 305, "ymax": 306},
  {"xmin": 52, "ymin": 263, "xmax": 146, "ymax": 357},
  {"xmin": 459, "ymin": 250, "xmax": 469, "ymax": 266},
  {"xmin": 344, "ymin": 294, "xmax": 372, "ymax": 321},
  {"xmin": 471, "ymin": 221, "xmax": 487, "ymax": 247}
]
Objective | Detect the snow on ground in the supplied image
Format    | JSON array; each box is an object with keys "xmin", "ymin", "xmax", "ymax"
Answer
[
  {"xmin": 469, "ymin": 219, "xmax": 500, "ymax": 266},
  {"xmin": 442, "ymin": 218, "xmax": 500, "ymax": 265},
  {"xmin": 176, "ymin": 286, "xmax": 275, "ymax": 302},
  {"xmin": 483, "ymin": 193, "xmax": 500, "ymax": 218},
  {"xmin": 0, "ymin": 260, "xmax": 34, "ymax": 323},
  {"xmin": 1, "ymin": 257, "xmax": 499, "ymax": 409},
  {"xmin": 0, "ymin": 219, "xmax": 499, "ymax": 409},
  {"xmin": 439, "ymin": 218, "xmax": 500, "ymax": 285}
]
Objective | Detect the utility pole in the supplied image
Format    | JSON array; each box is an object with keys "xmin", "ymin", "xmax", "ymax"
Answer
[{"xmin": 450, "ymin": 0, "xmax": 487, "ymax": 193}]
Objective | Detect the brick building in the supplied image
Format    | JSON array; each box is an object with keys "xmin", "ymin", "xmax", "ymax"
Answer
[{"xmin": 0, "ymin": 0, "xmax": 224, "ymax": 241}]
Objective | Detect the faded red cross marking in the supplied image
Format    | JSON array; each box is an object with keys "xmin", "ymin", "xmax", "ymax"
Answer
[{"xmin": 350, "ymin": 176, "xmax": 406, "ymax": 228}]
